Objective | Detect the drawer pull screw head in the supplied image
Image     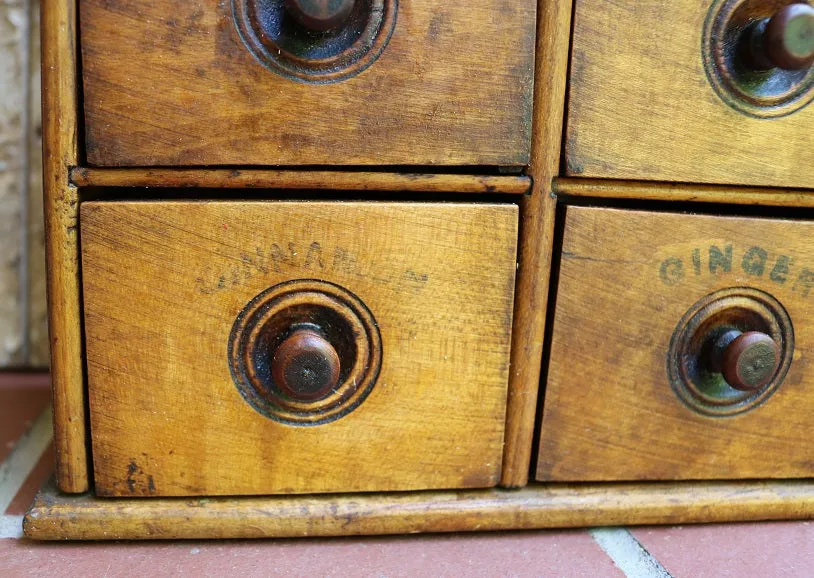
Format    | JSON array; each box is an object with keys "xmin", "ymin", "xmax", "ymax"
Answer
[
  {"xmin": 746, "ymin": 3, "xmax": 814, "ymax": 70},
  {"xmin": 272, "ymin": 328, "xmax": 341, "ymax": 401},
  {"xmin": 712, "ymin": 330, "xmax": 781, "ymax": 391}
]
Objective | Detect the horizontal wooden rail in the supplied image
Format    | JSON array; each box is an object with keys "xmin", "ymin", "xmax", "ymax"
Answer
[
  {"xmin": 70, "ymin": 167, "xmax": 532, "ymax": 195},
  {"xmin": 554, "ymin": 177, "xmax": 814, "ymax": 207},
  {"xmin": 25, "ymin": 479, "xmax": 814, "ymax": 540}
]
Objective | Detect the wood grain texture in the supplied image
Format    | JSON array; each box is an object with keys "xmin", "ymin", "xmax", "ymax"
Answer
[
  {"xmin": 69, "ymin": 168, "xmax": 531, "ymax": 195},
  {"xmin": 539, "ymin": 206, "xmax": 814, "ymax": 481},
  {"xmin": 500, "ymin": 0, "xmax": 573, "ymax": 487},
  {"xmin": 41, "ymin": 0, "xmax": 88, "ymax": 492},
  {"xmin": 81, "ymin": 201, "xmax": 518, "ymax": 497},
  {"xmin": 555, "ymin": 177, "xmax": 814, "ymax": 208},
  {"xmin": 78, "ymin": 0, "xmax": 535, "ymax": 167},
  {"xmin": 565, "ymin": 0, "xmax": 814, "ymax": 188},
  {"xmin": 24, "ymin": 477, "xmax": 814, "ymax": 540}
]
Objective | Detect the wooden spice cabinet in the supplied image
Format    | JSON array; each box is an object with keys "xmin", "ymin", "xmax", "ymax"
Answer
[{"xmin": 25, "ymin": 0, "xmax": 814, "ymax": 539}]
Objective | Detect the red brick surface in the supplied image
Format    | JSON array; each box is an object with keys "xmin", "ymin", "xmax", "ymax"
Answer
[
  {"xmin": 0, "ymin": 376, "xmax": 50, "ymax": 464},
  {"xmin": 633, "ymin": 523, "xmax": 814, "ymax": 577},
  {"xmin": 0, "ymin": 532, "xmax": 621, "ymax": 577}
]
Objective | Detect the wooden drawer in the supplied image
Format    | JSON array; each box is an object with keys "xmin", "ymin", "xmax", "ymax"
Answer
[
  {"xmin": 539, "ymin": 206, "xmax": 814, "ymax": 481},
  {"xmin": 565, "ymin": 0, "xmax": 814, "ymax": 188},
  {"xmin": 79, "ymin": 0, "xmax": 535, "ymax": 167},
  {"xmin": 80, "ymin": 201, "xmax": 518, "ymax": 497}
]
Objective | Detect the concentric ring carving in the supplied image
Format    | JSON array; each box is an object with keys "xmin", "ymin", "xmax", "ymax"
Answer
[
  {"xmin": 703, "ymin": 0, "xmax": 814, "ymax": 118},
  {"xmin": 228, "ymin": 279, "xmax": 382, "ymax": 425},
  {"xmin": 232, "ymin": 0, "xmax": 398, "ymax": 83},
  {"xmin": 667, "ymin": 287, "xmax": 794, "ymax": 417}
]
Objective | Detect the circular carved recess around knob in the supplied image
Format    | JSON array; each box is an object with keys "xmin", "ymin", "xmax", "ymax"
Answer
[
  {"xmin": 667, "ymin": 287, "xmax": 794, "ymax": 417},
  {"xmin": 231, "ymin": 0, "xmax": 398, "ymax": 84},
  {"xmin": 703, "ymin": 0, "xmax": 814, "ymax": 118},
  {"xmin": 228, "ymin": 279, "xmax": 382, "ymax": 425}
]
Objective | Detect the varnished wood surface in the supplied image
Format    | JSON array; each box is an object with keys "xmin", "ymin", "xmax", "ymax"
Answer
[
  {"xmin": 565, "ymin": 0, "xmax": 814, "ymax": 188},
  {"xmin": 41, "ymin": 0, "xmax": 88, "ymax": 493},
  {"xmin": 555, "ymin": 177, "xmax": 814, "ymax": 207},
  {"xmin": 539, "ymin": 207, "xmax": 814, "ymax": 481},
  {"xmin": 81, "ymin": 201, "xmax": 518, "ymax": 497},
  {"xmin": 79, "ymin": 0, "xmax": 535, "ymax": 167},
  {"xmin": 69, "ymin": 168, "xmax": 531, "ymax": 195},
  {"xmin": 24, "ymin": 478, "xmax": 814, "ymax": 540},
  {"xmin": 500, "ymin": 0, "xmax": 574, "ymax": 488}
]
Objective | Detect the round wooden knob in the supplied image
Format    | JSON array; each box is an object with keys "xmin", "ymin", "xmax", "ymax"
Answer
[
  {"xmin": 765, "ymin": 3, "xmax": 814, "ymax": 70},
  {"xmin": 271, "ymin": 329, "xmax": 341, "ymax": 401},
  {"xmin": 747, "ymin": 4, "xmax": 814, "ymax": 70},
  {"xmin": 285, "ymin": 0, "xmax": 356, "ymax": 32},
  {"xmin": 718, "ymin": 331, "xmax": 780, "ymax": 391}
]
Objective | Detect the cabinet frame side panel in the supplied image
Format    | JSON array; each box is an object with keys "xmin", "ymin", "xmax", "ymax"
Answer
[{"xmin": 42, "ymin": 0, "xmax": 88, "ymax": 492}]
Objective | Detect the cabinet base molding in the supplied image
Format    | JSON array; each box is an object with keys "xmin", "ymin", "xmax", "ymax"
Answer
[{"xmin": 24, "ymin": 479, "xmax": 814, "ymax": 540}]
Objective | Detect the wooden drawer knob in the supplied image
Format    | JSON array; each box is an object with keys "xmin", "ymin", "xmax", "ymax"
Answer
[
  {"xmin": 713, "ymin": 330, "xmax": 781, "ymax": 391},
  {"xmin": 285, "ymin": 0, "xmax": 356, "ymax": 32},
  {"xmin": 271, "ymin": 328, "xmax": 341, "ymax": 401},
  {"xmin": 746, "ymin": 3, "xmax": 814, "ymax": 70}
]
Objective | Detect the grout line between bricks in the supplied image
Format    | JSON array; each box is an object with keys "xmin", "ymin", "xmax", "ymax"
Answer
[
  {"xmin": 0, "ymin": 405, "xmax": 53, "ymax": 516},
  {"xmin": 591, "ymin": 527, "xmax": 673, "ymax": 578}
]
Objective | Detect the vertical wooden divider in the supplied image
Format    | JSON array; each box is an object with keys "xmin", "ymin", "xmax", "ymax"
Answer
[{"xmin": 501, "ymin": 0, "xmax": 573, "ymax": 487}]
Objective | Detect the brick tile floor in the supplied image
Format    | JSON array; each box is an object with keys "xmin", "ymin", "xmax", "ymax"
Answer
[{"xmin": 1, "ymin": 372, "xmax": 813, "ymax": 577}]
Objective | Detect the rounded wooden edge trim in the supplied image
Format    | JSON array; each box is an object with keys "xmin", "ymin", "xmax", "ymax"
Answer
[
  {"xmin": 68, "ymin": 168, "xmax": 531, "ymax": 195},
  {"xmin": 42, "ymin": 0, "xmax": 89, "ymax": 492},
  {"xmin": 553, "ymin": 177, "xmax": 814, "ymax": 207},
  {"xmin": 24, "ymin": 478, "xmax": 814, "ymax": 540}
]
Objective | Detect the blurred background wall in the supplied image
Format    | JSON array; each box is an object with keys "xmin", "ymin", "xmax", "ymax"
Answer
[{"xmin": 1, "ymin": 0, "xmax": 49, "ymax": 369}]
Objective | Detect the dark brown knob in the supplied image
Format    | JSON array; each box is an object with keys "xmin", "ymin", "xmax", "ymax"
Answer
[
  {"xmin": 285, "ymin": 0, "xmax": 356, "ymax": 32},
  {"xmin": 745, "ymin": 3, "xmax": 814, "ymax": 70},
  {"xmin": 713, "ymin": 330, "xmax": 780, "ymax": 391},
  {"xmin": 271, "ymin": 328, "xmax": 341, "ymax": 401}
]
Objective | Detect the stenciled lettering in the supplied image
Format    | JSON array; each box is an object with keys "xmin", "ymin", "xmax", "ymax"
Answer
[
  {"xmin": 770, "ymin": 255, "xmax": 792, "ymax": 284},
  {"xmin": 659, "ymin": 243, "xmax": 800, "ymax": 293},
  {"xmin": 659, "ymin": 257, "xmax": 684, "ymax": 285},
  {"xmin": 742, "ymin": 246, "xmax": 767, "ymax": 277},
  {"xmin": 794, "ymin": 269, "xmax": 814, "ymax": 297},
  {"xmin": 709, "ymin": 244, "xmax": 732, "ymax": 275},
  {"xmin": 195, "ymin": 241, "xmax": 429, "ymax": 296}
]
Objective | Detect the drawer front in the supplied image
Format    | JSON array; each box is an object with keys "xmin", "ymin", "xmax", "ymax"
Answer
[
  {"xmin": 565, "ymin": 0, "xmax": 814, "ymax": 188},
  {"xmin": 79, "ymin": 0, "xmax": 535, "ymax": 167},
  {"xmin": 81, "ymin": 201, "xmax": 518, "ymax": 497},
  {"xmin": 539, "ymin": 206, "xmax": 814, "ymax": 481}
]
